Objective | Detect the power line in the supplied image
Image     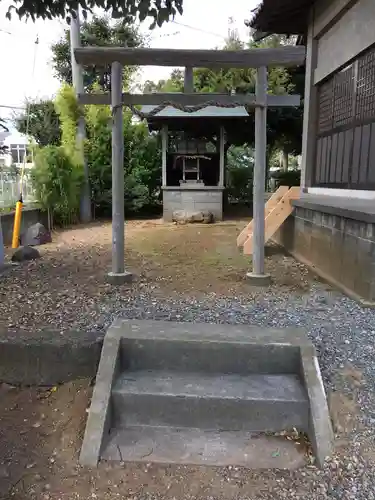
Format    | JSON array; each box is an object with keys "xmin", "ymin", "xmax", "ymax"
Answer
[
  {"xmin": 171, "ymin": 20, "xmax": 226, "ymax": 39},
  {"xmin": 0, "ymin": 26, "xmax": 49, "ymax": 46},
  {"xmin": 0, "ymin": 105, "xmax": 26, "ymax": 110},
  {"xmin": 0, "ymin": 27, "xmax": 12, "ymax": 35}
]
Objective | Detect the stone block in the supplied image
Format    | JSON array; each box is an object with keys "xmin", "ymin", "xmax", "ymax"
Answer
[
  {"xmin": 274, "ymin": 208, "xmax": 375, "ymax": 304},
  {"xmin": 312, "ymin": 211, "xmax": 322, "ymax": 227},
  {"xmin": 276, "ymin": 216, "xmax": 295, "ymax": 250},
  {"xmin": 0, "ymin": 329, "xmax": 102, "ymax": 387},
  {"xmin": 12, "ymin": 246, "xmax": 40, "ymax": 262},
  {"xmin": 310, "ymin": 226, "xmax": 332, "ymax": 271},
  {"xmin": 321, "ymin": 213, "xmax": 334, "ymax": 228},
  {"xmin": 329, "ymin": 229, "xmax": 344, "ymax": 279},
  {"xmin": 172, "ymin": 210, "xmax": 214, "ymax": 224},
  {"xmin": 21, "ymin": 222, "xmax": 52, "ymax": 246},
  {"xmin": 365, "ymin": 223, "xmax": 375, "ymax": 242},
  {"xmin": 332, "ymin": 214, "xmax": 344, "ymax": 231},
  {"xmin": 344, "ymin": 218, "xmax": 362, "ymax": 238},
  {"xmin": 304, "ymin": 208, "xmax": 314, "ymax": 222},
  {"xmin": 340, "ymin": 233, "xmax": 359, "ymax": 291},
  {"xmin": 294, "ymin": 206, "xmax": 305, "ymax": 219}
]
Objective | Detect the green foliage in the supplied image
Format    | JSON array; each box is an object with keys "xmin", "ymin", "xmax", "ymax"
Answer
[
  {"xmin": 54, "ymin": 84, "xmax": 81, "ymax": 161},
  {"xmin": 85, "ymin": 102, "xmax": 161, "ymax": 216},
  {"xmin": 15, "ymin": 99, "xmax": 61, "ymax": 146},
  {"xmin": 51, "ymin": 15, "xmax": 145, "ymax": 91},
  {"xmin": 271, "ymin": 169, "xmax": 301, "ymax": 188},
  {"xmin": 144, "ymin": 69, "xmax": 184, "ymax": 93},
  {"xmin": 5, "ymin": 0, "xmax": 183, "ymax": 27},
  {"xmin": 144, "ymin": 32, "xmax": 304, "ymax": 155},
  {"xmin": 226, "ymin": 145, "xmax": 254, "ymax": 204},
  {"xmin": 32, "ymin": 145, "xmax": 83, "ymax": 225},
  {"xmin": 84, "ymin": 101, "xmax": 112, "ymax": 214}
]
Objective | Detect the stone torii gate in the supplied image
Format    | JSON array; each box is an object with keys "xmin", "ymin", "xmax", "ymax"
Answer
[{"xmin": 74, "ymin": 46, "xmax": 305, "ymax": 285}]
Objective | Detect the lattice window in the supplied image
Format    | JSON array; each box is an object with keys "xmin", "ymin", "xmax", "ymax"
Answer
[
  {"xmin": 317, "ymin": 79, "xmax": 334, "ymax": 133},
  {"xmin": 333, "ymin": 65, "xmax": 354, "ymax": 127},
  {"xmin": 355, "ymin": 46, "xmax": 375, "ymax": 121}
]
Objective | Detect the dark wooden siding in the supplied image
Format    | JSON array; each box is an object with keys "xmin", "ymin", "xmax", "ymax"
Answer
[{"xmin": 313, "ymin": 44, "xmax": 375, "ymax": 189}]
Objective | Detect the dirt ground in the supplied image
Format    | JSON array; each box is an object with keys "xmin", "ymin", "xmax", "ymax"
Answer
[
  {"xmin": 0, "ymin": 376, "xmax": 361, "ymax": 500},
  {"xmin": 0, "ymin": 219, "xmax": 317, "ymax": 335},
  {"xmin": 0, "ymin": 220, "xmax": 338, "ymax": 499}
]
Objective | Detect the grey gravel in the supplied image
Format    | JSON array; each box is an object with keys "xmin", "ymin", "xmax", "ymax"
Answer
[
  {"xmin": 76, "ymin": 282, "xmax": 375, "ymax": 500},
  {"xmin": 4, "ymin": 264, "xmax": 375, "ymax": 499}
]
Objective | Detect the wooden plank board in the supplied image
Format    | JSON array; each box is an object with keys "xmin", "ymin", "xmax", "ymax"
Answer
[
  {"xmin": 74, "ymin": 46, "xmax": 305, "ymax": 69},
  {"xmin": 243, "ymin": 187, "xmax": 300, "ymax": 255},
  {"xmin": 236, "ymin": 186, "xmax": 289, "ymax": 247}
]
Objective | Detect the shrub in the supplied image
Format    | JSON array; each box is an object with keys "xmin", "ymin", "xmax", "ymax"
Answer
[
  {"xmin": 85, "ymin": 105, "xmax": 161, "ymax": 216},
  {"xmin": 271, "ymin": 169, "xmax": 301, "ymax": 188},
  {"xmin": 32, "ymin": 145, "xmax": 83, "ymax": 226}
]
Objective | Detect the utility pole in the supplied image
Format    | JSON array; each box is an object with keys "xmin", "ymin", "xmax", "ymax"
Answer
[{"xmin": 70, "ymin": 9, "xmax": 91, "ymax": 223}]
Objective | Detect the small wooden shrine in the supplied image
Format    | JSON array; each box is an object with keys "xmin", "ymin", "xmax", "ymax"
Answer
[{"xmin": 141, "ymin": 104, "xmax": 251, "ymax": 221}]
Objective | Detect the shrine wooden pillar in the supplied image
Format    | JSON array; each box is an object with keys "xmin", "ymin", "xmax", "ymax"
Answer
[
  {"xmin": 161, "ymin": 125, "xmax": 168, "ymax": 187},
  {"xmin": 219, "ymin": 126, "xmax": 225, "ymax": 188}
]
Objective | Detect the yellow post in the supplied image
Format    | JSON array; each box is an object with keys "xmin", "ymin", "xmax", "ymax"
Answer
[{"xmin": 12, "ymin": 201, "xmax": 23, "ymax": 249}]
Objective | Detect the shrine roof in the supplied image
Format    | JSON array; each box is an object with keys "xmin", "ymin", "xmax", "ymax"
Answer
[{"xmin": 140, "ymin": 105, "xmax": 249, "ymax": 119}]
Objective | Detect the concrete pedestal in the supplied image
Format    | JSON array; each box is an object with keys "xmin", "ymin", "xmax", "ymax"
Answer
[
  {"xmin": 163, "ymin": 185, "xmax": 224, "ymax": 222},
  {"xmin": 107, "ymin": 271, "xmax": 133, "ymax": 285},
  {"xmin": 246, "ymin": 272, "xmax": 271, "ymax": 286}
]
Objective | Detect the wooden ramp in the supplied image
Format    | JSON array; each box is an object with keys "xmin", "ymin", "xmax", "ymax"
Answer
[
  {"xmin": 237, "ymin": 186, "xmax": 289, "ymax": 247},
  {"xmin": 238, "ymin": 186, "xmax": 299, "ymax": 256}
]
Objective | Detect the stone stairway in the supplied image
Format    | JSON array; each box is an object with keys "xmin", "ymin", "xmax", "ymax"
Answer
[{"xmin": 80, "ymin": 320, "xmax": 333, "ymax": 469}]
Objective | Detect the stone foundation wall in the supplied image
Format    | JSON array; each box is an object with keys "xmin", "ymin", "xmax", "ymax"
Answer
[
  {"xmin": 163, "ymin": 188, "xmax": 224, "ymax": 221},
  {"xmin": 274, "ymin": 205, "xmax": 375, "ymax": 304},
  {"xmin": 0, "ymin": 207, "xmax": 48, "ymax": 246}
]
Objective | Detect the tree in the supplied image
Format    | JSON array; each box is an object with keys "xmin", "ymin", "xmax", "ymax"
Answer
[
  {"xmin": 85, "ymin": 101, "xmax": 161, "ymax": 216},
  {"xmin": 226, "ymin": 145, "xmax": 254, "ymax": 204},
  {"xmin": 143, "ymin": 69, "xmax": 184, "ymax": 93},
  {"xmin": 0, "ymin": 118, "xmax": 8, "ymax": 154},
  {"xmin": 15, "ymin": 99, "xmax": 61, "ymax": 146},
  {"xmin": 144, "ymin": 31, "xmax": 304, "ymax": 155},
  {"xmin": 51, "ymin": 15, "xmax": 145, "ymax": 92},
  {"xmin": 5, "ymin": 0, "xmax": 183, "ymax": 27}
]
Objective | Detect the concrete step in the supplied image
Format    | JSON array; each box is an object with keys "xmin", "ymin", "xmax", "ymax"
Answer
[
  {"xmin": 80, "ymin": 320, "xmax": 333, "ymax": 468},
  {"xmin": 120, "ymin": 321, "xmax": 304, "ymax": 374},
  {"xmin": 112, "ymin": 370, "xmax": 309, "ymax": 432},
  {"xmin": 101, "ymin": 425, "xmax": 307, "ymax": 469}
]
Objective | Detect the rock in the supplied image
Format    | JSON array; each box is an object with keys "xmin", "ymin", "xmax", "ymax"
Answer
[
  {"xmin": 21, "ymin": 223, "xmax": 52, "ymax": 247},
  {"xmin": 12, "ymin": 246, "xmax": 40, "ymax": 262},
  {"xmin": 172, "ymin": 210, "xmax": 214, "ymax": 224}
]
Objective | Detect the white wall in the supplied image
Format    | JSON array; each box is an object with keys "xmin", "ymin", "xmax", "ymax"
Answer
[
  {"xmin": 1, "ymin": 130, "xmax": 34, "ymax": 168},
  {"xmin": 314, "ymin": 0, "xmax": 375, "ymax": 83}
]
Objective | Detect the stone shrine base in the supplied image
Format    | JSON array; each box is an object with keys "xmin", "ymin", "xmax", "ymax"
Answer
[{"xmin": 162, "ymin": 185, "xmax": 224, "ymax": 222}]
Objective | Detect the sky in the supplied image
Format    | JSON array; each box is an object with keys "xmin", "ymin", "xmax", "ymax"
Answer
[{"xmin": 0, "ymin": 0, "xmax": 259, "ymax": 120}]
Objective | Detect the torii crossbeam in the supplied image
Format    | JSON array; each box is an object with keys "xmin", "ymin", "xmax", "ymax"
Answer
[{"xmin": 73, "ymin": 45, "xmax": 305, "ymax": 285}]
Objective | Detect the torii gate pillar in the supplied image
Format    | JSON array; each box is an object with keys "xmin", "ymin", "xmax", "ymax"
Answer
[
  {"xmin": 246, "ymin": 66, "xmax": 271, "ymax": 286},
  {"xmin": 107, "ymin": 61, "xmax": 133, "ymax": 285}
]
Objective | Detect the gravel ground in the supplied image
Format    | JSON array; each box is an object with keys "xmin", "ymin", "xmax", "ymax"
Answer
[
  {"xmin": 1, "ymin": 222, "xmax": 375, "ymax": 499},
  {"xmin": 96, "ymin": 287, "xmax": 375, "ymax": 500},
  {"xmin": 4, "ymin": 285, "xmax": 375, "ymax": 500}
]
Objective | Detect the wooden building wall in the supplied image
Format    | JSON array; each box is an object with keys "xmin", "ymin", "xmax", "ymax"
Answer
[{"xmin": 313, "ymin": 43, "xmax": 375, "ymax": 189}]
